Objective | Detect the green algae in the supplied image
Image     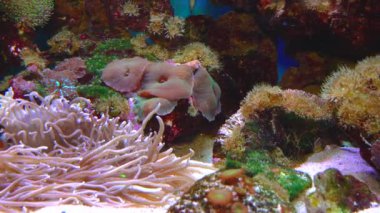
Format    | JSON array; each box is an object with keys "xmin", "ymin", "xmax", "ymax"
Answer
[
  {"xmin": 85, "ymin": 54, "xmax": 118, "ymax": 76},
  {"xmin": 93, "ymin": 38, "xmax": 132, "ymax": 54},
  {"xmin": 226, "ymin": 150, "xmax": 311, "ymax": 201},
  {"xmin": 277, "ymin": 169, "xmax": 312, "ymax": 200},
  {"xmin": 85, "ymin": 38, "xmax": 133, "ymax": 76},
  {"xmin": 77, "ymin": 84, "xmax": 117, "ymax": 98}
]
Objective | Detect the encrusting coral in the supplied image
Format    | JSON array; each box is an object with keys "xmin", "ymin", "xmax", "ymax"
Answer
[{"xmin": 0, "ymin": 88, "xmax": 214, "ymax": 211}]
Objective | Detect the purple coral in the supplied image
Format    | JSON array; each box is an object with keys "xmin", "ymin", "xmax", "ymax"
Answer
[
  {"xmin": 9, "ymin": 75, "xmax": 36, "ymax": 98},
  {"xmin": 55, "ymin": 57, "xmax": 87, "ymax": 79}
]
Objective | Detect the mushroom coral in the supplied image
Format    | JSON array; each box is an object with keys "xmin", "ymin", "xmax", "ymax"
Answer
[
  {"xmin": 101, "ymin": 57, "xmax": 222, "ymax": 121},
  {"xmin": 191, "ymin": 66, "xmax": 221, "ymax": 121},
  {"xmin": 102, "ymin": 57, "xmax": 150, "ymax": 93},
  {"xmin": 138, "ymin": 62, "xmax": 195, "ymax": 101},
  {"xmin": 0, "ymin": 88, "xmax": 215, "ymax": 211}
]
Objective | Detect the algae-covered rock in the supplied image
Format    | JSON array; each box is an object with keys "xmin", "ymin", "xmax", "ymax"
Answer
[
  {"xmin": 226, "ymin": 150, "xmax": 312, "ymax": 201},
  {"xmin": 306, "ymin": 168, "xmax": 380, "ymax": 213},
  {"xmin": 168, "ymin": 169, "xmax": 293, "ymax": 212}
]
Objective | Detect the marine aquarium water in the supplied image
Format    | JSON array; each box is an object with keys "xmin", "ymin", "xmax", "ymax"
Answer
[{"xmin": 0, "ymin": 0, "xmax": 379, "ymax": 212}]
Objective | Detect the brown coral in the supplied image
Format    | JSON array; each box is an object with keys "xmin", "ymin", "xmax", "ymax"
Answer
[
  {"xmin": 19, "ymin": 47, "xmax": 47, "ymax": 71},
  {"xmin": 47, "ymin": 29, "xmax": 80, "ymax": 55},
  {"xmin": 241, "ymin": 84, "xmax": 333, "ymax": 121},
  {"xmin": 173, "ymin": 42, "xmax": 221, "ymax": 71},
  {"xmin": 207, "ymin": 189, "xmax": 234, "ymax": 207},
  {"xmin": 322, "ymin": 55, "xmax": 380, "ymax": 134}
]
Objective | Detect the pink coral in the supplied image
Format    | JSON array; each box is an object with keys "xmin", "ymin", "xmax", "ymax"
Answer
[
  {"xmin": 55, "ymin": 57, "xmax": 87, "ymax": 79},
  {"xmin": 101, "ymin": 57, "xmax": 221, "ymax": 121},
  {"xmin": 9, "ymin": 75, "xmax": 36, "ymax": 98},
  {"xmin": 102, "ymin": 57, "xmax": 150, "ymax": 93},
  {"xmin": 191, "ymin": 66, "xmax": 221, "ymax": 121},
  {"xmin": 135, "ymin": 97, "xmax": 177, "ymax": 118},
  {"xmin": 138, "ymin": 62, "xmax": 195, "ymax": 101}
]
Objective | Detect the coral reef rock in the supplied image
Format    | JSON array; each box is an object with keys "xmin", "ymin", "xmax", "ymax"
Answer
[
  {"xmin": 306, "ymin": 168, "xmax": 380, "ymax": 213},
  {"xmin": 168, "ymin": 169, "xmax": 293, "ymax": 212}
]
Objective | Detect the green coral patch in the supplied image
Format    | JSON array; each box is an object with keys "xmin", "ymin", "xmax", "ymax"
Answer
[
  {"xmin": 93, "ymin": 38, "xmax": 132, "ymax": 54},
  {"xmin": 77, "ymin": 85, "xmax": 118, "ymax": 98},
  {"xmin": 225, "ymin": 150, "xmax": 312, "ymax": 201},
  {"xmin": 276, "ymin": 169, "xmax": 312, "ymax": 200},
  {"xmin": 85, "ymin": 54, "xmax": 118, "ymax": 76}
]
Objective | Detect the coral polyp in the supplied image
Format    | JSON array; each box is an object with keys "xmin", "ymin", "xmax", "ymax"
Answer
[
  {"xmin": 240, "ymin": 84, "xmax": 333, "ymax": 121},
  {"xmin": 0, "ymin": 0, "xmax": 54, "ymax": 28},
  {"xmin": 164, "ymin": 17, "xmax": 185, "ymax": 39},
  {"xmin": 148, "ymin": 13, "xmax": 167, "ymax": 35},
  {"xmin": 322, "ymin": 55, "xmax": 380, "ymax": 134},
  {"xmin": 173, "ymin": 42, "xmax": 221, "ymax": 71},
  {"xmin": 122, "ymin": 0, "xmax": 140, "ymax": 17}
]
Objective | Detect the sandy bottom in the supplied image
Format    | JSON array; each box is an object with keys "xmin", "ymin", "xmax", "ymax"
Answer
[
  {"xmin": 296, "ymin": 145, "xmax": 380, "ymax": 196},
  {"xmin": 295, "ymin": 145, "xmax": 380, "ymax": 212}
]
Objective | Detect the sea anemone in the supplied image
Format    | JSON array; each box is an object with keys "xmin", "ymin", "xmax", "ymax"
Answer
[
  {"xmin": 148, "ymin": 13, "xmax": 167, "ymax": 35},
  {"xmin": 0, "ymin": 88, "xmax": 215, "ymax": 211},
  {"xmin": 164, "ymin": 16, "xmax": 185, "ymax": 39},
  {"xmin": 122, "ymin": 0, "xmax": 140, "ymax": 17},
  {"xmin": 173, "ymin": 42, "xmax": 221, "ymax": 71}
]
